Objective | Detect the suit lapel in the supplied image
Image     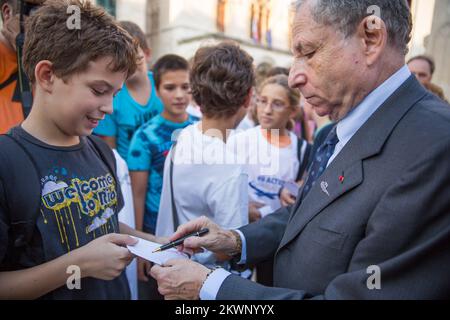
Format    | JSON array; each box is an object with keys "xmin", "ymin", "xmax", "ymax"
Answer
[{"xmin": 278, "ymin": 75, "xmax": 428, "ymax": 251}]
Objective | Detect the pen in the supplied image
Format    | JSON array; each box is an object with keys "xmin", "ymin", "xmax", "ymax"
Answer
[{"xmin": 152, "ymin": 228, "xmax": 209, "ymax": 253}]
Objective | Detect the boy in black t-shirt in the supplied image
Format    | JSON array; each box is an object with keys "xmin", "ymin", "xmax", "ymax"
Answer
[{"xmin": 0, "ymin": 0, "xmax": 162, "ymax": 299}]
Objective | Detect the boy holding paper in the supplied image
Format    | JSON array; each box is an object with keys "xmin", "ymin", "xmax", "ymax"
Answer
[{"xmin": 0, "ymin": 0, "xmax": 162, "ymax": 299}]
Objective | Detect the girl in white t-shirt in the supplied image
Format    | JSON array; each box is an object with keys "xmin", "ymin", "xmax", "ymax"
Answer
[{"xmin": 230, "ymin": 75, "xmax": 311, "ymax": 223}]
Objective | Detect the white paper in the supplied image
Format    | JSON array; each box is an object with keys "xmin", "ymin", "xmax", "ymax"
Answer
[{"xmin": 127, "ymin": 237, "xmax": 189, "ymax": 265}]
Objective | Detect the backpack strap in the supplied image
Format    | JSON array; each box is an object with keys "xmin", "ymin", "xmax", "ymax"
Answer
[
  {"xmin": 86, "ymin": 135, "xmax": 124, "ymax": 211},
  {"xmin": 0, "ymin": 133, "xmax": 41, "ymax": 249},
  {"xmin": 296, "ymin": 138, "xmax": 312, "ymax": 182}
]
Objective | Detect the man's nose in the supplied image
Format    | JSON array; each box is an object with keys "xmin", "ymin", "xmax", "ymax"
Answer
[{"xmin": 289, "ymin": 62, "xmax": 307, "ymax": 89}]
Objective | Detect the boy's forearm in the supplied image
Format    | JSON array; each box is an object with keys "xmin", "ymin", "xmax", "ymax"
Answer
[
  {"xmin": 0, "ymin": 249, "xmax": 86, "ymax": 300},
  {"xmin": 130, "ymin": 191, "xmax": 145, "ymax": 230},
  {"xmin": 134, "ymin": 197, "xmax": 145, "ymax": 231}
]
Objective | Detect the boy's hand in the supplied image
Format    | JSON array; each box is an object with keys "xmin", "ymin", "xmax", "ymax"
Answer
[{"xmin": 79, "ymin": 233, "xmax": 137, "ymax": 281}]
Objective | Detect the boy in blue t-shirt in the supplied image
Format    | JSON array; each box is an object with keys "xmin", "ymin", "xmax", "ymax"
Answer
[{"xmin": 94, "ymin": 21, "xmax": 163, "ymax": 160}]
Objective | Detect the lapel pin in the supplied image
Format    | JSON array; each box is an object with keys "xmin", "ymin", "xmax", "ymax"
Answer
[
  {"xmin": 339, "ymin": 175, "xmax": 345, "ymax": 184},
  {"xmin": 320, "ymin": 181, "xmax": 330, "ymax": 196}
]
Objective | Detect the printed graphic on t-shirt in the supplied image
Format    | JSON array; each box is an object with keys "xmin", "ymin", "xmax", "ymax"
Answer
[{"xmin": 249, "ymin": 175, "xmax": 285, "ymax": 200}]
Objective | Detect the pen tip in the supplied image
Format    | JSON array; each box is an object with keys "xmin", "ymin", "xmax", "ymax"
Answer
[{"xmin": 152, "ymin": 248, "xmax": 161, "ymax": 253}]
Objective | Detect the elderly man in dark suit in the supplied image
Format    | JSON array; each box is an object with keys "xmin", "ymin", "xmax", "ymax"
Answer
[{"xmin": 150, "ymin": 0, "xmax": 450, "ymax": 299}]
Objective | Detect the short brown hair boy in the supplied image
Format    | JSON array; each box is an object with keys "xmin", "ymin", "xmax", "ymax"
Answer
[
  {"xmin": 152, "ymin": 54, "xmax": 189, "ymax": 89},
  {"xmin": 190, "ymin": 41, "xmax": 255, "ymax": 118}
]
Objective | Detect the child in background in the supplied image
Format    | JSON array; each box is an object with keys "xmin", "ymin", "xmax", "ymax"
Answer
[{"xmin": 94, "ymin": 21, "xmax": 163, "ymax": 160}]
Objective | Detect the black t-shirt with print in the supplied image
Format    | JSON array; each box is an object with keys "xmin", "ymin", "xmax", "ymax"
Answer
[{"xmin": 0, "ymin": 127, "xmax": 130, "ymax": 299}]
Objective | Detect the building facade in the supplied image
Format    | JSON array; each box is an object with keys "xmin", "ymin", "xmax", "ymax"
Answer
[
  {"xmin": 144, "ymin": 0, "xmax": 294, "ymax": 67},
  {"xmin": 94, "ymin": 0, "xmax": 294, "ymax": 67}
]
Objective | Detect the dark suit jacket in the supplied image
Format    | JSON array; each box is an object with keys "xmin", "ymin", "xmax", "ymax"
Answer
[{"xmin": 217, "ymin": 75, "xmax": 450, "ymax": 299}]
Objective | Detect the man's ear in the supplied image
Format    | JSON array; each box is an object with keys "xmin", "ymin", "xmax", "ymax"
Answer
[
  {"xmin": 34, "ymin": 61, "xmax": 55, "ymax": 93},
  {"xmin": 356, "ymin": 15, "xmax": 387, "ymax": 66}
]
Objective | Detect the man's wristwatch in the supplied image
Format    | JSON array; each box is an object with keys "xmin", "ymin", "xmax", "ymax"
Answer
[{"xmin": 227, "ymin": 230, "xmax": 242, "ymax": 257}]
